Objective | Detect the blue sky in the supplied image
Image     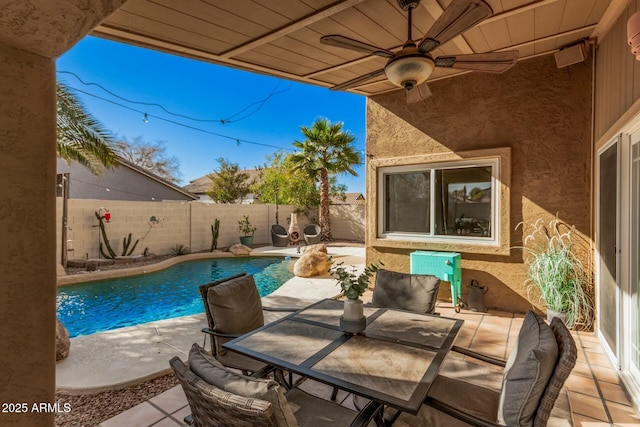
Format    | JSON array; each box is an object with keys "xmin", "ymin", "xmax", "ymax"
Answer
[{"xmin": 57, "ymin": 36, "xmax": 367, "ymax": 193}]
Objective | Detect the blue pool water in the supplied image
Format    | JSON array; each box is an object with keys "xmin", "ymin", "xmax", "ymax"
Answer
[{"xmin": 57, "ymin": 257, "xmax": 293, "ymax": 338}]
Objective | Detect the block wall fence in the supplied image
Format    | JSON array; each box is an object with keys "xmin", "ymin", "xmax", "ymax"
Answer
[{"xmin": 55, "ymin": 198, "xmax": 365, "ymax": 262}]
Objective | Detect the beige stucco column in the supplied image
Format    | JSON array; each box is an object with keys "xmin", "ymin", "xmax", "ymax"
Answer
[
  {"xmin": 0, "ymin": 2, "xmax": 128, "ymax": 425},
  {"xmin": 0, "ymin": 42, "xmax": 57, "ymax": 426}
]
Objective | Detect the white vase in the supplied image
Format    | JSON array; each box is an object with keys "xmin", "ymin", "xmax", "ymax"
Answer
[
  {"xmin": 343, "ymin": 298, "xmax": 364, "ymax": 320},
  {"xmin": 340, "ymin": 298, "xmax": 366, "ymax": 334}
]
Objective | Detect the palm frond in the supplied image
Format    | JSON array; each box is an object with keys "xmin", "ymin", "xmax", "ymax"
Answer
[{"xmin": 56, "ymin": 82, "xmax": 117, "ymax": 174}]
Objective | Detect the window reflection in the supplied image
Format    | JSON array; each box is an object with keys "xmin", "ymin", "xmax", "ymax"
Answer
[
  {"xmin": 435, "ymin": 167, "xmax": 492, "ymax": 237},
  {"xmin": 384, "ymin": 172, "xmax": 430, "ymax": 233}
]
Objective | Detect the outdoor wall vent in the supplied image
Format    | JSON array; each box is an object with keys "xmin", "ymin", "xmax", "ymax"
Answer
[{"xmin": 554, "ymin": 42, "xmax": 587, "ymax": 68}]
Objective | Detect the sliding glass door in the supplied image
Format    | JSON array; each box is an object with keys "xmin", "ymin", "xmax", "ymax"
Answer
[
  {"xmin": 598, "ymin": 141, "xmax": 619, "ymax": 359},
  {"xmin": 600, "ymin": 130, "xmax": 640, "ymax": 407},
  {"xmin": 630, "ymin": 139, "xmax": 640, "ymax": 380}
]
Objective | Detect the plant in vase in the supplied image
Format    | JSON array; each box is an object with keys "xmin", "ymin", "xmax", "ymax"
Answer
[
  {"xmin": 515, "ymin": 215, "xmax": 593, "ymax": 329},
  {"xmin": 330, "ymin": 261, "xmax": 382, "ymax": 334},
  {"xmin": 238, "ymin": 215, "xmax": 256, "ymax": 248}
]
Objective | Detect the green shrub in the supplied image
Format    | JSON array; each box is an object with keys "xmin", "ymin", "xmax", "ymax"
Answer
[
  {"xmin": 516, "ymin": 216, "xmax": 593, "ymax": 329},
  {"xmin": 170, "ymin": 244, "xmax": 190, "ymax": 256}
]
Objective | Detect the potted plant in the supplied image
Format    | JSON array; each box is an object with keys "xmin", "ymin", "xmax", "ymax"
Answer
[
  {"xmin": 238, "ymin": 215, "xmax": 257, "ymax": 248},
  {"xmin": 330, "ymin": 261, "xmax": 382, "ymax": 334},
  {"xmin": 516, "ymin": 215, "xmax": 593, "ymax": 329}
]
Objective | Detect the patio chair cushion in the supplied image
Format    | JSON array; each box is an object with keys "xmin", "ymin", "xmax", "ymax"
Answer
[
  {"xmin": 438, "ymin": 353, "xmax": 503, "ymax": 392},
  {"xmin": 207, "ymin": 274, "xmax": 264, "ymax": 341},
  {"xmin": 395, "ymin": 374, "xmax": 501, "ymax": 427},
  {"xmin": 497, "ymin": 311, "xmax": 558, "ymax": 427},
  {"xmin": 272, "ymin": 224, "xmax": 288, "ymax": 236},
  {"xmin": 170, "ymin": 356, "xmax": 278, "ymax": 426},
  {"xmin": 371, "ymin": 269, "xmax": 441, "ymax": 314},
  {"xmin": 189, "ymin": 343, "xmax": 297, "ymax": 427}
]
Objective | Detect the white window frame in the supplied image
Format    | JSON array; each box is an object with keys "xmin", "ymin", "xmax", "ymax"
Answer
[{"xmin": 377, "ymin": 158, "xmax": 500, "ymax": 247}]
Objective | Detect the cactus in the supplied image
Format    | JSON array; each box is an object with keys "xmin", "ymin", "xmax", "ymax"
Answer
[
  {"xmin": 95, "ymin": 211, "xmax": 117, "ymax": 258},
  {"xmin": 126, "ymin": 238, "xmax": 140, "ymax": 256},
  {"xmin": 210, "ymin": 218, "xmax": 220, "ymax": 252},
  {"xmin": 121, "ymin": 233, "xmax": 140, "ymax": 256},
  {"xmin": 94, "ymin": 211, "xmax": 139, "ymax": 258},
  {"xmin": 122, "ymin": 233, "xmax": 131, "ymax": 256},
  {"xmin": 99, "ymin": 243, "xmax": 112, "ymax": 259}
]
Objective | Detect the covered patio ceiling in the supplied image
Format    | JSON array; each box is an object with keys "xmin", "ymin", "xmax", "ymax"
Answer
[{"xmin": 94, "ymin": 0, "xmax": 622, "ymax": 97}]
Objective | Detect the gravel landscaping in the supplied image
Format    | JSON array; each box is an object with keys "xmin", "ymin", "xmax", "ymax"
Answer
[{"xmin": 55, "ymin": 374, "xmax": 179, "ymax": 427}]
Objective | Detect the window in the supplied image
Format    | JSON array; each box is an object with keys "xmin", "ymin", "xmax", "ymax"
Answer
[{"xmin": 379, "ymin": 159, "xmax": 498, "ymax": 244}]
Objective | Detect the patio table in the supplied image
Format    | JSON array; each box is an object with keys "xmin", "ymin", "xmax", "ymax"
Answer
[{"xmin": 223, "ymin": 298, "xmax": 463, "ymax": 415}]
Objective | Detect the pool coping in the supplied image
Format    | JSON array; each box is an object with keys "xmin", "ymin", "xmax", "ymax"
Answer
[
  {"xmin": 57, "ymin": 245, "xmax": 364, "ymax": 287},
  {"xmin": 58, "ymin": 251, "xmax": 248, "ymax": 287}
]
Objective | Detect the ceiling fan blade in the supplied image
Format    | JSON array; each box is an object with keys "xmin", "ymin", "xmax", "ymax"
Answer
[
  {"xmin": 418, "ymin": 0, "xmax": 493, "ymax": 53},
  {"xmin": 406, "ymin": 81, "xmax": 432, "ymax": 104},
  {"xmin": 329, "ymin": 69, "xmax": 386, "ymax": 91},
  {"xmin": 435, "ymin": 51, "xmax": 519, "ymax": 73},
  {"xmin": 320, "ymin": 35, "xmax": 395, "ymax": 59}
]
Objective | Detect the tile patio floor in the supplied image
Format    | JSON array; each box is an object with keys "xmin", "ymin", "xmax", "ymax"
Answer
[{"xmin": 98, "ymin": 303, "xmax": 640, "ymax": 427}]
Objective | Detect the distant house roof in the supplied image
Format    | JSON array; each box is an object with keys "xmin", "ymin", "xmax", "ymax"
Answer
[
  {"xmin": 183, "ymin": 169, "xmax": 261, "ymax": 204},
  {"xmin": 183, "ymin": 169, "xmax": 261, "ymax": 195},
  {"xmin": 185, "ymin": 171, "xmax": 362, "ymax": 206},
  {"xmin": 331, "ymin": 192, "xmax": 365, "ymax": 205},
  {"xmin": 57, "ymin": 156, "xmax": 197, "ymax": 201}
]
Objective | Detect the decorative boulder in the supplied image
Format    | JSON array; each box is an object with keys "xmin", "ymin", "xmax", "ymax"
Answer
[
  {"xmin": 229, "ymin": 243, "xmax": 252, "ymax": 255},
  {"xmin": 56, "ymin": 319, "xmax": 70, "ymax": 361},
  {"xmin": 294, "ymin": 250, "xmax": 331, "ymax": 278},
  {"xmin": 301, "ymin": 243, "xmax": 327, "ymax": 254}
]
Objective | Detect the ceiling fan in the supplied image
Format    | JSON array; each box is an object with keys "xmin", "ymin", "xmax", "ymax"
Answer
[{"xmin": 320, "ymin": 0, "xmax": 519, "ymax": 103}]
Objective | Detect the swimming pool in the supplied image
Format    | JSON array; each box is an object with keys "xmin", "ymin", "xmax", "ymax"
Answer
[{"xmin": 56, "ymin": 256, "xmax": 293, "ymax": 337}]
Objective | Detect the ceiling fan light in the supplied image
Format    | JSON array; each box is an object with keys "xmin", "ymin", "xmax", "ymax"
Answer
[{"xmin": 384, "ymin": 55, "xmax": 435, "ymax": 88}]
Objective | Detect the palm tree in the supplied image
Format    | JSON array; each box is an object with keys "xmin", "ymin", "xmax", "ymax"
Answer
[
  {"xmin": 56, "ymin": 82, "xmax": 117, "ymax": 173},
  {"xmin": 289, "ymin": 118, "xmax": 362, "ymax": 241}
]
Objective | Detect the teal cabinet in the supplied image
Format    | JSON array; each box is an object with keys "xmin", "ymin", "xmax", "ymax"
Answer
[{"xmin": 410, "ymin": 251, "xmax": 462, "ymax": 306}]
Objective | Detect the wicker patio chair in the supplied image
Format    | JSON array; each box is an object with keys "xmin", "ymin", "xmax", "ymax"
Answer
[
  {"xmin": 170, "ymin": 346, "xmax": 383, "ymax": 427},
  {"xmin": 390, "ymin": 312, "xmax": 577, "ymax": 427},
  {"xmin": 302, "ymin": 224, "xmax": 322, "ymax": 245},
  {"xmin": 271, "ymin": 224, "xmax": 289, "ymax": 247},
  {"xmin": 199, "ymin": 273, "xmax": 296, "ymax": 375}
]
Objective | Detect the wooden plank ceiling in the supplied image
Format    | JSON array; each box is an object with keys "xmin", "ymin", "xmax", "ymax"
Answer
[{"xmin": 95, "ymin": 0, "xmax": 614, "ymax": 96}]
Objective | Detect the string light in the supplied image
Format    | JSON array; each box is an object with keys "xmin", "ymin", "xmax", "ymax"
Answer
[
  {"xmin": 142, "ymin": 113, "xmax": 149, "ymax": 123},
  {"xmin": 57, "ymin": 70, "xmax": 291, "ymax": 124},
  {"xmin": 65, "ymin": 85, "xmax": 293, "ymax": 152}
]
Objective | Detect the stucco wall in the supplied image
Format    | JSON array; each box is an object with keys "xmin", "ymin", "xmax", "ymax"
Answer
[
  {"xmin": 329, "ymin": 205, "xmax": 366, "ymax": 242},
  {"xmin": 1, "ymin": 2, "xmax": 130, "ymax": 425},
  {"xmin": 366, "ymin": 54, "xmax": 593, "ymax": 312},
  {"xmin": 55, "ymin": 200, "xmax": 365, "ymax": 262},
  {"xmin": 0, "ymin": 42, "xmax": 57, "ymax": 426}
]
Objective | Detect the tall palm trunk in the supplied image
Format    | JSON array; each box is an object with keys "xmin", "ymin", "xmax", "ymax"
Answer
[{"xmin": 319, "ymin": 168, "xmax": 332, "ymax": 241}]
